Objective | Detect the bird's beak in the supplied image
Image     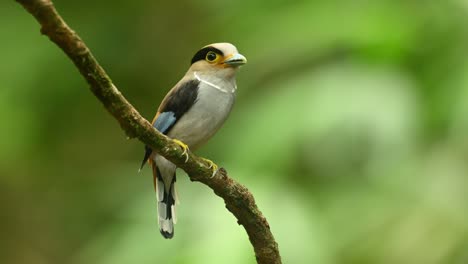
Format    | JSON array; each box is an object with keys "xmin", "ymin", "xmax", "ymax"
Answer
[{"xmin": 223, "ymin": 53, "xmax": 247, "ymax": 66}]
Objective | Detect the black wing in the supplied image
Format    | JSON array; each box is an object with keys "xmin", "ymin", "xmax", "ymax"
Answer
[{"xmin": 140, "ymin": 79, "xmax": 200, "ymax": 170}]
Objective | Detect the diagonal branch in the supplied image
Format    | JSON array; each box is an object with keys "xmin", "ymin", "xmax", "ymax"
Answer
[{"xmin": 16, "ymin": 0, "xmax": 281, "ymax": 263}]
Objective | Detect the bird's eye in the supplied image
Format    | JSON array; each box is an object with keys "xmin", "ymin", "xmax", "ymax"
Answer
[{"xmin": 206, "ymin": 51, "xmax": 219, "ymax": 62}]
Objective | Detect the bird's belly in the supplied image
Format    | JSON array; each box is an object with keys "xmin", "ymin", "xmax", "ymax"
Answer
[{"xmin": 167, "ymin": 87, "xmax": 235, "ymax": 150}]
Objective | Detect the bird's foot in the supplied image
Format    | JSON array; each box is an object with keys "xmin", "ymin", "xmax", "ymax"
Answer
[
  {"xmin": 173, "ymin": 139, "xmax": 189, "ymax": 162},
  {"xmin": 201, "ymin": 158, "xmax": 219, "ymax": 178}
]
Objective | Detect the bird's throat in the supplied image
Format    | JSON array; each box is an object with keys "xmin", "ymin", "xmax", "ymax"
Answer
[{"xmin": 193, "ymin": 72, "xmax": 236, "ymax": 93}]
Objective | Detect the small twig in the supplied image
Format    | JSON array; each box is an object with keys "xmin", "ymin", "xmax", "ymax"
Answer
[{"xmin": 16, "ymin": 0, "xmax": 281, "ymax": 263}]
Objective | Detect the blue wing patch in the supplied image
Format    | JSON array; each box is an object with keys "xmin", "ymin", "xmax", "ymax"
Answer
[
  {"xmin": 140, "ymin": 112, "xmax": 177, "ymax": 170},
  {"xmin": 153, "ymin": 111, "xmax": 177, "ymax": 134}
]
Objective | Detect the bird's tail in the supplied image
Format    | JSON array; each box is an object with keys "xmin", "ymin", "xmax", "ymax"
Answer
[{"xmin": 151, "ymin": 162, "xmax": 177, "ymax": 239}]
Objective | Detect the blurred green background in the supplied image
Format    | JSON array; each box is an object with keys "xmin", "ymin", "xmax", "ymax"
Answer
[{"xmin": 2, "ymin": 0, "xmax": 468, "ymax": 263}]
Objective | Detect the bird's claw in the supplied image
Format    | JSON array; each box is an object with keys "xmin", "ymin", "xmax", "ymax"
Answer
[
  {"xmin": 173, "ymin": 139, "xmax": 189, "ymax": 163},
  {"xmin": 201, "ymin": 158, "xmax": 219, "ymax": 178}
]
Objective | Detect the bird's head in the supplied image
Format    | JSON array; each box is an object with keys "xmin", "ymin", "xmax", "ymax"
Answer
[{"xmin": 189, "ymin": 43, "xmax": 247, "ymax": 78}]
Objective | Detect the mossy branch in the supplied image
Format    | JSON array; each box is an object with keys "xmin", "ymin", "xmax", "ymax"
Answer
[{"xmin": 16, "ymin": 0, "xmax": 281, "ymax": 263}]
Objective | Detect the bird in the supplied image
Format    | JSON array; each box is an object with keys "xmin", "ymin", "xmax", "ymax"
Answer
[{"xmin": 139, "ymin": 43, "xmax": 247, "ymax": 239}]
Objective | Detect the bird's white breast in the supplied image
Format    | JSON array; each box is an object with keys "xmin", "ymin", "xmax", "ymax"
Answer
[{"xmin": 167, "ymin": 77, "xmax": 236, "ymax": 150}]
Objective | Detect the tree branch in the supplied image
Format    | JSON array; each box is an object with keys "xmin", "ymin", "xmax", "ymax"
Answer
[{"xmin": 16, "ymin": 0, "xmax": 281, "ymax": 263}]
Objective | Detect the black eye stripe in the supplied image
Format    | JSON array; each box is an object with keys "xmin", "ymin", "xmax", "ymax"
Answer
[{"xmin": 191, "ymin": 47, "xmax": 224, "ymax": 64}]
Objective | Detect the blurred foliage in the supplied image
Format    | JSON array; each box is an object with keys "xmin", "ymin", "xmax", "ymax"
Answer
[{"xmin": 2, "ymin": 0, "xmax": 468, "ymax": 263}]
